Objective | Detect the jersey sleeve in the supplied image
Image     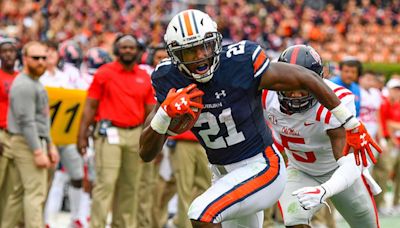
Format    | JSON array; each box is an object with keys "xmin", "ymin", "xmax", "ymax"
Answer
[
  {"xmin": 236, "ymin": 40, "xmax": 270, "ymax": 78},
  {"xmin": 151, "ymin": 59, "xmax": 173, "ymax": 103},
  {"xmin": 87, "ymin": 67, "xmax": 107, "ymax": 100},
  {"xmin": 262, "ymin": 90, "xmax": 279, "ymax": 111},
  {"xmin": 223, "ymin": 41, "xmax": 271, "ymax": 92},
  {"xmin": 318, "ymin": 80, "xmax": 356, "ymax": 131},
  {"xmin": 246, "ymin": 41, "xmax": 271, "ymax": 79}
]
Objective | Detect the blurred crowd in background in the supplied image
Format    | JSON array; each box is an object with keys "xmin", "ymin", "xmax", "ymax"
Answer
[{"xmin": 1, "ymin": 0, "xmax": 400, "ymax": 63}]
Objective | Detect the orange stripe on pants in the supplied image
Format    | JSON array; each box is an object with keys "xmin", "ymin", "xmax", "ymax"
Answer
[{"xmin": 199, "ymin": 146, "xmax": 280, "ymax": 223}]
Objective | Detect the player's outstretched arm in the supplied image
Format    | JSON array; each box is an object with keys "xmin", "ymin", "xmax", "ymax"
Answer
[
  {"xmin": 260, "ymin": 62, "xmax": 382, "ymax": 166},
  {"xmin": 292, "ymin": 127, "xmax": 361, "ymax": 210}
]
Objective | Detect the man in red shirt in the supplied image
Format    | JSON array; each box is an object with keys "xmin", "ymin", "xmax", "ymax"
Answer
[
  {"xmin": 0, "ymin": 38, "xmax": 18, "ymax": 221},
  {"xmin": 375, "ymin": 78, "xmax": 400, "ymax": 214},
  {"xmin": 77, "ymin": 34, "xmax": 156, "ymax": 228}
]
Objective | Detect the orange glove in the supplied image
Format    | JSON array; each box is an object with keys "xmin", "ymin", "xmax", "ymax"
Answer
[
  {"xmin": 343, "ymin": 122, "xmax": 382, "ymax": 167},
  {"xmin": 161, "ymin": 84, "xmax": 204, "ymax": 118}
]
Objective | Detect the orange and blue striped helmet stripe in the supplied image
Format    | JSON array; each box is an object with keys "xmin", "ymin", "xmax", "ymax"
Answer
[{"xmin": 178, "ymin": 10, "xmax": 200, "ymax": 38}]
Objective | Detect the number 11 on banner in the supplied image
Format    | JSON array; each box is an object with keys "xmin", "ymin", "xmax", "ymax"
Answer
[{"xmin": 46, "ymin": 87, "xmax": 87, "ymax": 145}]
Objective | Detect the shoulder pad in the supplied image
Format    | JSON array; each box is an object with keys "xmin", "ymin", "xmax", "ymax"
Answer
[{"xmin": 152, "ymin": 59, "xmax": 173, "ymax": 80}]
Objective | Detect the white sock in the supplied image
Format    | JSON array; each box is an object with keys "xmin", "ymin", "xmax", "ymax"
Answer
[
  {"xmin": 80, "ymin": 191, "xmax": 92, "ymax": 224},
  {"xmin": 44, "ymin": 171, "xmax": 68, "ymax": 224},
  {"xmin": 69, "ymin": 186, "xmax": 83, "ymax": 221}
]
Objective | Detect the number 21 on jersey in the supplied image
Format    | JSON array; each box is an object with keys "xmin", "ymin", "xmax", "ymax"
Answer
[{"xmin": 195, "ymin": 108, "xmax": 245, "ymax": 149}]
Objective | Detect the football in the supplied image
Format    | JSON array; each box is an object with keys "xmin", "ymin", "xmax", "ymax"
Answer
[{"xmin": 167, "ymin": 88, "xmax": 203, "ymax": 136}]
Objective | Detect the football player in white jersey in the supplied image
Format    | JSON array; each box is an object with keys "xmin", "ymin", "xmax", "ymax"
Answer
[
  {"xmin": 58, "ymin": 40, "xmax": 87, "ymax": 89},
  {"xmin": 81, "ymin": 47, "xmax": 112, "ymax": 89},
  {"xmin": 263, "ymin": 45, "xmax": 380, "ymax": 227},
  {"xmin": 359, "ymin": 71, "xmax": 382, "ymax": 140},
  {"xmin": 41, "ymin": 41, "xmax": 86, "ymax": 228}
]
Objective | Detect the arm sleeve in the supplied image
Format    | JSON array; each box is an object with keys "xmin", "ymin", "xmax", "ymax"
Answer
[
  {"xmin": 321, "ymin": 154, "xmax": 362, "ymax": 198},
  {"xmin": 11, "ymin": 85, "xmax": 41, "ymax": 151}
]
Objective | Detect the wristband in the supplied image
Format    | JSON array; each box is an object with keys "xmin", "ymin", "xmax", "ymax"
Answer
[
  {"xmin": 150, "ymin": 108, "xmax": 172, "ymax": 135},
  {"xmin": 330, "ymin": 103, "xmax": 359, "ymax": 130}
]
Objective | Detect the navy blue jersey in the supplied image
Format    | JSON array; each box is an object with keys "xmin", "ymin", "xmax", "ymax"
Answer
[{"xmin": 152, "ymin": 40, "xmax": 273, "ymax": 165}]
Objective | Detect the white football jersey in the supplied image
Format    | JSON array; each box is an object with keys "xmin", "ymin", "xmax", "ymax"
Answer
[
  {"xmin": 79, "ymin": 72, "xmax": 93, "ymax": 90},
  {"xmin": 40, "ymin": 69, "xmax": 74, "ymax": 89},
  {"xmin": 263, "ymin": 79, "xmax": 356, "ymax": 176},
  {"xmin": 359, "ymin": 87, "xmax": 381, "ymax": 138},
  {"xmin": 62, "ymin": 63, "xmax": 87, "ymax": 89}
]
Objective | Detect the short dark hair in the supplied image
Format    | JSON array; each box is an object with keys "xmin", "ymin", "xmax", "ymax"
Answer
[
  {"xmin": 362, "ymin": 70, "xmax": 376, "ymax": 76},
  {"xmin": 113, "ymin": 34, "xmax": 138, "ymax": 56},
  {"xmin": 339, "ymin": 58, "xmax": 363, "ymax": 77}
]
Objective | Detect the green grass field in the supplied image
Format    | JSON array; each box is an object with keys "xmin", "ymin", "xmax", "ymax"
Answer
[{"xmin": 271, "ymin": 215, "xmax": 400, "ymax": 228}]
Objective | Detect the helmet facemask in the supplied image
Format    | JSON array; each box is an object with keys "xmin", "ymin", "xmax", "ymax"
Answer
[
  {"xmin": 277, "ymin": 91, "xmax": 317, "ymax": 114},
  {"xmin": 277, "ymin": 44, "xmax": 324, "ymax": 114},
  {"xmin": 167, "ymin": 32, "xmax": 222, "ymax": 83}
]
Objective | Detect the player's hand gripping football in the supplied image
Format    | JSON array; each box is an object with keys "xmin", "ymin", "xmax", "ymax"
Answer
[
  {"xmin": 161, "ymin": 83, "xmax": 204, "ymax": 119},
  {"xmin": 151, "ymin": 84, "xmax": 204, "ymax": 135},
  {"xmin": 343, "ymin": 121, "xmax": 382, "ymax": 167},
  {"xmin": 292, "ymin": 186, "xmax": 329, "ymax": 210}
]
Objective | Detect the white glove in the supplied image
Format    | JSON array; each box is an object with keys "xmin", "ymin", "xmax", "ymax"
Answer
[{"xmin": 292, "ymin": 186, "xmax": 329, "ymax": 210}]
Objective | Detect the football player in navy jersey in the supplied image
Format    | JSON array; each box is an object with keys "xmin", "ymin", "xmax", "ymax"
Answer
[{"xmin": 139, "ymin": 9, "xmax": 381, "ymax": 228}]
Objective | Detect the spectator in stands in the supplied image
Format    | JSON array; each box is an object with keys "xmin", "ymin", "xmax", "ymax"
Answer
[
  {"xmin": 330, "ymin": 57, "xmax": 362, "ymax": 117},
  {"xmin": 1, "ymin": 0, "xmax": 399, "ymax": 63}
]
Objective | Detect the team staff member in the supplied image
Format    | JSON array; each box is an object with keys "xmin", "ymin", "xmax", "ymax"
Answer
[
  {"xmin": 1, "ymin": 41, "xmax": 59, "ymax": 228},
  {"xmin": 375, "ymin": 78, "xmax": 400, "ymax": 214},
  {"xmin": 77, "ymin": 34, "xmax": 156, "ymax": 228},
  {"xmin": 0, "ymin": 38, "xmax": 19, "ymax": 222}
]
